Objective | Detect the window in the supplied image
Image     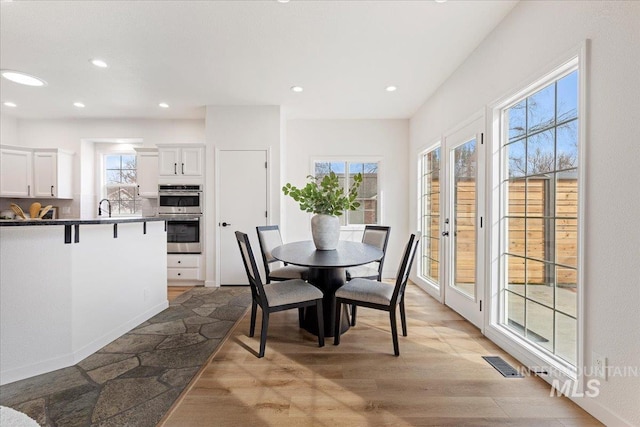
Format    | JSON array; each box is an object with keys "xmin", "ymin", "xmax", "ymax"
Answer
[
  {"xmin": 314, "ymin": 160, "xmax": 379, "ymax": 225},
  {"xmin": 499, "ymin": 68, "xmax": 579, "ymax": 367},
  {"xmin": 418, "ymin": 147, "xmax": 441, "ymax": 287},
  {"xmin": 103, "ymin": 153, "xmax": 142, "ymax": 216}
]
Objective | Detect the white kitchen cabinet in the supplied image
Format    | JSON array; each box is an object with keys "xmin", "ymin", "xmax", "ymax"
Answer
[
  {"xmin": 157, "ymin": 145, "xmax": 204, "ymax": 178},
  {"xmin": 32, "ymin": 149, "xmax": 73, "ymax": 199},
  {"xmin": 0, "ymin": 146, "xmax": 32, "ymax": 197},
  {"xmin": 135, "ymin": 148, "xmax": 159, "ymax": 198},
  {"xmin": 167, "ymin": 254, "xmax": 202, "ymax": 283}
]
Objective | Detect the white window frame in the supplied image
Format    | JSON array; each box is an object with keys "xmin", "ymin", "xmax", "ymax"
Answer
[
  {"xmin": 310, "ymin": 156, "xmax": 383, "ymax": 230},
  {"xmin": 486, "ymin": 44, "xmax": 587, "ymax": 389},
  {"xmin": 97, "ymin": 148, "xmax": 142, "ymax": 217},
  {"xmin": 416, "ymin": 140, "xmax": 443, "ymax": 299}
]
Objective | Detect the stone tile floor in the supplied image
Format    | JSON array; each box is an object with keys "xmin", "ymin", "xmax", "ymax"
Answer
[{"xmin": 0, "ymin": 286, "xmax": 250, "ymax": 427}]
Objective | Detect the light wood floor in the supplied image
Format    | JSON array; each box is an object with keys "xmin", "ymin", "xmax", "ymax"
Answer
[{"xmin": 162, "ymin": 284, "xmax": 601, "ymax": 426}]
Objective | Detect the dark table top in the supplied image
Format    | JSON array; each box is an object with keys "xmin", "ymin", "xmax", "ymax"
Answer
[{"xmin": 271, "ymin": 240, "xmax": 383, "ymax": 269}]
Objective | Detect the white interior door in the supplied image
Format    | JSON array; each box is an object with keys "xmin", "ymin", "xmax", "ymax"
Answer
[
  {"xmin": 217, "ymin": 150, "xmax": 268, "ymax": 285},
  {"xmin": 442, "ymin": 117, "xmax": 485, "ymax": 329}
]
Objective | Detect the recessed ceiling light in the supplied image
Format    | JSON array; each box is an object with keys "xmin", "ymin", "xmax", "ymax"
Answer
[
  {"xmin": 159, "ymin": 102, "xmax": 170, "ymax": 108},
  {"xmin": 435, "ymin": 0, "xmax": 447, "ymax": 3},
  {"xmin": 290, "ymin": 86, "xmax": 303, "ymax": 93},
  {"xmin": 3, "ymin": 102, "xmax": 17, "ymax": 107},
  {"xmin": 0, "ymin": 70, "xmax": 47, "ymax": 87},
  {"xmin": 90, "ymin": 58, "xmax": 108, "ymax": 68},
  {"xmin": 277, "ymin": 0, "xmax": 290, "ymax": 3},
  {"xmin": 386, "ymin": 86, "xmax": 397, "ymax": 92},
  {"xmin": 73, "ymin": 102, "xmax": 85, "ymax": 108}
]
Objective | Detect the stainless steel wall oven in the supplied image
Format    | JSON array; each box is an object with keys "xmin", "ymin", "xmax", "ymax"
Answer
[
  {"xmin": 158, "ymin": 184, "xmax": 202, "ymax": 215},
  {"xmin": 165, "ymin": 216, "xmax": 202, "ymax": 254},
  {"xmin": 158, "ymin": 184, "xmax": 203, "ymax": 254}
]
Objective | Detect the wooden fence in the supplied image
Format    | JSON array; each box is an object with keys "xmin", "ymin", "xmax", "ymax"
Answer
[{"xmin": 423, "ymin": 177, "xmax": 578, "ymax": 285}]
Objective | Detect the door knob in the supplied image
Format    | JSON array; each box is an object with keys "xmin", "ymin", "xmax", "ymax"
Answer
[
  {"xmin": 221, "ymin": 222, "xmax": 231, "ymax": 227},
  {"xmin": 442, "ymin": 231, "xmax": 449, "ymax": 236}
]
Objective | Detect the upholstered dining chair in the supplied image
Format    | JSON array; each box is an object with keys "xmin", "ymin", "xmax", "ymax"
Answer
[
  {"xmin": 334, "ymin": 232, "xmax": 420, "ymax": 356},
  {"xmin": 345, "ymin": 225, "xmax": 391, "ymax": 326},
  {"xmin": 235, "ymin": 231, "xmax": 325, "ymax": 358},
  {"xmin": 256, "ymin": 225, "xmax": 309, "ymax": 283}
]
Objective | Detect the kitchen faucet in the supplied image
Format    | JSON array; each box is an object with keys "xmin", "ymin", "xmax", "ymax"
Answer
[{"xmin": 98, "ymin": 199, "xmax": 112, "ymax": 218}]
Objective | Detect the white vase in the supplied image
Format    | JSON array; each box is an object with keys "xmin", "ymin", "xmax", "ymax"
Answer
[{"xmin": 311, "ymin": 214, "xmax": 340, "ymax": 250}]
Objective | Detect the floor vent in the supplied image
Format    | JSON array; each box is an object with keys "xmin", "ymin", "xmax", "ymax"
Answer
[{"xmin": 482, "ymin": 356, "xmax": 524, "ymax": 378}]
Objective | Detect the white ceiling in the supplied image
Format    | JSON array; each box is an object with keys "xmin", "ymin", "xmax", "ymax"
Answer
[{"xmin": 0, "ymin": 0, "xmax": 517, "ymax": 121}]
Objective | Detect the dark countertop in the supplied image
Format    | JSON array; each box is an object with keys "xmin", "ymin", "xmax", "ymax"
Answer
[{"xmin": 0, "ymin": 216, "xmax": 166, "ymax": 227}]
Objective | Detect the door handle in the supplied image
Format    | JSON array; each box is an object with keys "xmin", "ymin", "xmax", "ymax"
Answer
[
  {"xmin": 182, "ymin": 163, "xmax": 185, "ymax": 174},
  {"xmin": 51, "ymin": 185, "xmax": 54, "ymax": 196},
  {"xmin": 220, "ymin": 222, "xmax": 231, "ymax": 227},
  {"xmin": 174, "ymin": 163, "xmax": 177, "ymax": 174},
  {"xmin": 442, "ymin": 231, "xmax": 449, "ymax": 236},
  {"xmin": 137, "ymin": 184, "xmax": 140, "ymax": 196}
]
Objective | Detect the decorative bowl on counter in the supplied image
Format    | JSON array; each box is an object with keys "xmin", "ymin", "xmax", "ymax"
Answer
[{"xmin": 0, "ymin": 210, "xmax": 15, "ymax": 220}]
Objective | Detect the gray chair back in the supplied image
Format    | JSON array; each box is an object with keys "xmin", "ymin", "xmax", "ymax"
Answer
[{"xmin": 362, "ymin": 225, "xmax": 391, "ymax": 279}]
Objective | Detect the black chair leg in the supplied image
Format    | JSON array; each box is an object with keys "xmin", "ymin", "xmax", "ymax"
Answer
[
  {"xmin": 350, "ymin": 304, "xmax": 357, "ymax": 326},
  {"xmin": 258, "ymin": 311, "xmax": 269, "ymax": 358},
  {"xmin": 298, "ymin": 307, "xmax": 305, "ymax": 328},
  {"xmin": 334, "ymin": 300, "xmax": 342, "ymax": 345},
  {"xmin": 390, "ymin": 309, "xmax": 399, "ymax": 356},
  {"xmin": 400, "ymin": 297, "xmax": 407, "ymax": 337},
  {"xmin": 316, "ymin": 300, "xmax": 325, "ymax": 347},
  {"xmin": 249, "ymin": 300, "xmax": 257, "ymax": 337}
]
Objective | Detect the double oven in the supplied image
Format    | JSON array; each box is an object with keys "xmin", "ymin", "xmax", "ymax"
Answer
[{"xmin": 158, "ymin": 184, "xmax": 203, "ymax": 254}]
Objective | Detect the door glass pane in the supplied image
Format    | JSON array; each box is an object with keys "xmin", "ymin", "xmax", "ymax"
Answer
[
  {"xmin": 419, "ymin": 148, "xmax": 440, "ymax": 287},
  {"xmin": 452, "ymin": 139, "xmax": 476, "ymax": 297}
]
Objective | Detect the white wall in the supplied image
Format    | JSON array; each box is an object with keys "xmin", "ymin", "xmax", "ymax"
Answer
[
  {"xmin": 0, "ymin": 113, "xmax": 18, "ymax": 145},
  {"xmin": 409, "ymin": 1, "xmax": 640, "ymax": 425},
  {"xmin": 286, "ymin": 119, "xmax": 410, "ymax": 278},
  {"xmin": 205, "ymin": 105, "xmax": 283, "ymax": 286}
]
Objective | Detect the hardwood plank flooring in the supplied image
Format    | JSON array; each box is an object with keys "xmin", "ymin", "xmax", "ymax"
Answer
[
  {"xmin": 162, "ymin": 284, "xmax": 601, "ymax": 426},
  {"xmin": 168, "ymin": 285, "xmax": 194, "ymax": 302}
]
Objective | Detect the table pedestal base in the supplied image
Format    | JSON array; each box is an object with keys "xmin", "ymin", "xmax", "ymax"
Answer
[{"xmin": 303, "ymin": 267, "xmax": 350, "ymax": 337}]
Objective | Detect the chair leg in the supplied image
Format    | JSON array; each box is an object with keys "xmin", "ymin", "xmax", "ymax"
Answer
[
  {"xmin": 249, "ymin": 300, "xmax": 257, "ymax": 337},
  {"xmin": 298, "ymin": 307, "xmax": 305, "ymax": 328},
  {"xmin": 316, "ymin": 300, "xmax": 325, "ymax": 347},
  {"xmin": 334, "ymin": 300, "xmax": 342, "ymax": 345},
  {"xmin": 390, "ymin": 309, "xmax": 400, "ymax": 356},
  {"xmin": 350, "ymin": 304, "xmax": 357, "ymax": 326},
  {"xmin": 400, "ymin": 297, "xmax": 408, "ymax": 337},
  {"xmin": 258, "ymin": 310, "xmax": 269, "ymax": 358}
]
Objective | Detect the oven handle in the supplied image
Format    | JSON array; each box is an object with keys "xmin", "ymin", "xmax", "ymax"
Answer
[
  {"xmin": 161, "ymin": 217, "xmax": 201, "ymax": 221},
  {"xmin": 159, "ymin": 192, "xmax": 202, "ymax": 195}
]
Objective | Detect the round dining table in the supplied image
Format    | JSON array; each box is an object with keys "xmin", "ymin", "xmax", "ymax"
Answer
[{"xmin": 271, "ymin": 240, "xmax": 383, "ymax": 337}]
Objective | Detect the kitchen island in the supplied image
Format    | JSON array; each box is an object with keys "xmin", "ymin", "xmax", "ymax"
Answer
[{"xmin": 0, "ymin": 217, "xmax": 167, "ymax": 385}]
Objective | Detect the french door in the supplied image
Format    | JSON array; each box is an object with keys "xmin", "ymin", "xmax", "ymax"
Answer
[{"xmin": 442, "ymin": 117, "xmax": 485, "ymax": 329}]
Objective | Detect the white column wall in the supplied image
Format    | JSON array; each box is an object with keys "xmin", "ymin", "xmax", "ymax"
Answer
[
  {"xmin": 204, "ymin": 105, "xmax": 283, "ymax": 286},
  {"xmin": 409, "ymin": 2, "xmax": 640, "ymax": 425}
]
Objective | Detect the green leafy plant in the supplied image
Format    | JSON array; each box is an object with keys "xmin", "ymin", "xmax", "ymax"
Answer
[{"xmin": 282, "ymin": 172, "xmax": 362, "ymax": 216}]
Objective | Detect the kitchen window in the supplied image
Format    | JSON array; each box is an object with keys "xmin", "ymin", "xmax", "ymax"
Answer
[
  {"xmin": 103, "ymin": 153, "xmax": 142, "ymax": 216},
  {"xmin": 313, "ymin": 159, "xmax": 380, "ymax": 226}
]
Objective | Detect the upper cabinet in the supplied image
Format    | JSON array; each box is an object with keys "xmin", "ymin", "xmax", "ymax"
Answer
[
  {"xmin": 32, "ymin": 149, "xmax": 73, "ymax": 199},
  {"xmin": 0, "ymin": 147, "xmax": 33, "ymax": 197},
  {"xmin": 0, "ymin": 146, "xmax": 74, "ymax": 199},
  {"xmin": 157, "ymin": 144, "xmax": 204, "ymax": 179},
  {"xmin": 135, "ymin": 148, "xmax": 159, "ymax": 198}
]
